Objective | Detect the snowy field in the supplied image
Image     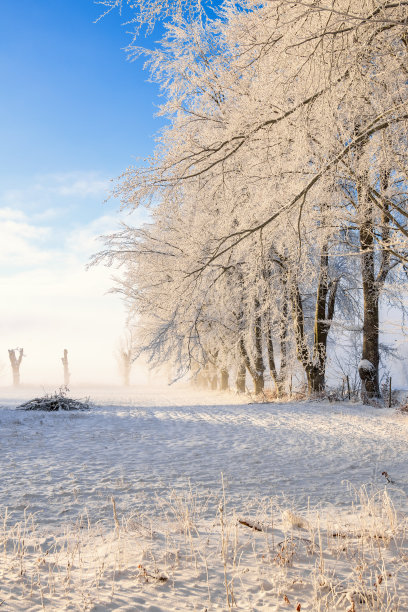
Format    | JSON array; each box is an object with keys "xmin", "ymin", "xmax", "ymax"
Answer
[{"xmin": 0, "ymin": 385, "xmax": 408, "ymax": 610}]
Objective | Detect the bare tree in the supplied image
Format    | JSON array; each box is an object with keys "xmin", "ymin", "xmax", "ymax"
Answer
[
  {"xmin": 116, "ymin": 331, "xmax": 135, "ymax": 386},
  {"xmin": 61, "ymin": 349, "xmax": 70, "ymax": 386},
  {"xmin": 8, "ymin": 348, "xmax": 24, "ymax": 387}
]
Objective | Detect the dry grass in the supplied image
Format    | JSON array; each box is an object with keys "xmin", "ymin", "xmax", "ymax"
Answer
[{"xmin": 0, "ymin": 484, "xmax": 407, "ymax": 610}]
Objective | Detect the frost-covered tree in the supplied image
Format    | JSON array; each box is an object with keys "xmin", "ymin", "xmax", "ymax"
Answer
[{"xmin": 96, "ymin": 0, "xmax": 408, "ymax": 398}]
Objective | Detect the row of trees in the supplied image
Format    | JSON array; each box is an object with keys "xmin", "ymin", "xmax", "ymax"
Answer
[
  {"xmin": 6, "ymin": 344, "xmax": 137, "ymax": 388},
  {"xmin": 97, "ymin": 0, "xmax": 408, "ymax": 399}
]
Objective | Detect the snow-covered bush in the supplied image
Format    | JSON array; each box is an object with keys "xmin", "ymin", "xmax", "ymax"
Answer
[{"xmin": 18, "ymin": 388, "xmax": 90, "ymax": 411}]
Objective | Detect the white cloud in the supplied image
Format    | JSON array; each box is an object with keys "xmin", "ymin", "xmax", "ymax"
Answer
[
  {"xmin": 0, "ymin": 207, "xmax": 26, "ymax": 221},
  {"xmin": 0, "ymin": 264, "xmax": 126, "ymax": 385},
  {"xmin": 0, "ymin": 205, "xmax": 147, "ymax": 386},
  {"xmin": 1, "ymin": 171, "xmax": 112, "ymax": 214},
  {"xmin": 32, "ymin": 208, "xmax": 62, "ymax": 222},
  {"xmin": 0, "ymin": 211, "xmax": 53, "ymax": 268},
  {"xmin": 32, "ymin": 172, "xmax": 111, "ymax": 198},
  {"xmin": 0, "ymin": 167, "xmax": 151, "ymax": 387}
]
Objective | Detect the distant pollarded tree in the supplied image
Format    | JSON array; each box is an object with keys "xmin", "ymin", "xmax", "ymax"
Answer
[
  {"xmin": 116, "ymin": 331, "xmax": 136, "ymax": 386},
  {"xmin": 8, "ymin": 348, "xmax": 24, "ymax": 387},
  {"xmin": 61, "ymin": 349, "xmax": 70, "ymax": 386}
]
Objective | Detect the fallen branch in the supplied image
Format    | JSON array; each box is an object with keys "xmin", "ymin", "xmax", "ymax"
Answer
[{"xmin": 238, "ymin": 519, "xmax": 263, "ymax": 532}]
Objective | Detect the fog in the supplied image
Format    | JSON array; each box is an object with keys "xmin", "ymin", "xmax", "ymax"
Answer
[{"xmin": 0, "ymin": 346, "xmax": 152, "ymax": 388}]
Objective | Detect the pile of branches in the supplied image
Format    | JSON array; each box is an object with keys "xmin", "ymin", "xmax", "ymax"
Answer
[{"xmin": 18, "ymin": 388, "xmax": 90, "ymax": 412}]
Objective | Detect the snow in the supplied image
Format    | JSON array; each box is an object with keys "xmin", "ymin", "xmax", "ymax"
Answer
[
  {"xmin": 0, "ymin": 385, "xmax": 407, "ymax": 609},
  {"xmin": 358, "ymin": 359, "xmax": 375, "ymax": 372}
]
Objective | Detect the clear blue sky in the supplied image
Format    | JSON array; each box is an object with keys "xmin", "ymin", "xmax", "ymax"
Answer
[
  {"xmin": 0, "ymin": 0, "xmax": 161, "ymax": 384},
  {"xmin": 0, "ymin": 0, "xmax": 162, "ymax": 221}
]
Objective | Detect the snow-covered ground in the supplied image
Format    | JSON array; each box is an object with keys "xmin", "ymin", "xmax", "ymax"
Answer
[{"xmin": 0, "ymin": 385, "xmax": 408, "ymax": 610}]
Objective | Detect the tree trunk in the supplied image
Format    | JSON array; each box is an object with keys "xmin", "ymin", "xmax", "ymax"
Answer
[
  {"xmin": 306, "ymin": 365, "xmax": 325, "ymax": 394},
  {"xmin": 12, "ymin": 366, "xmax": 20, "ymax": 387},
  {"xmin": 253, "ymin": 374, "xmax": 264, "ymax": 395},
  {"xmin": 253, "ymin": 303, "xmax": 265, "ymax": 394},
  {"xmin": 359, "ymin": 195, "xmax": 380, "ymax": 398},
  {"xmin": 8, "ymin": 349, "xmax": 23, "ymax": 387},
  {"xmin": 266, "ymin": 317, "xmax": 285, "ymax": 397},
  {"xmin": 195, "ymin": 370, "xmax": 207, "ymax": 388},
  {"xmin": 220, "ymin": 368, "xmax": 229, "ymax": 390},
  {"xmin": 120, "ymin": 350, "xmax": 131, "ymax": 386},
  {"xmin": 290, "ymin": 246, "xmax": 338, "ymax": 396},
  {"xmin": 278, "ymin": 286, "xmax": 289, "ymax": 392},
  {"xmin": 61, "ymin": 349, "xmax": 70, "ymax": 386},
  {"xmin": 361, "ymin": 278, "xmax": 380, "ymax": 397},
  {"xmin": 239, "ymin": 337, "xmax": 264, "ymax": 395},
  {"xmin": 236, "ymin": 361, "xmax": 246, "ymax": 393},
  {"xmin": 309, "ymin": 243, "xmax": 331, "ymax": 394},
  {"xmin": 290, "ymin": 277, "xmax": 311, "ymax": 371},
  {"xmin": 353, "ymin": 127, "xmax": 387, "ymax": 400}
]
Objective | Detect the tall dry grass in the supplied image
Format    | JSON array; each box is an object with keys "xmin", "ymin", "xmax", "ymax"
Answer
[{"xmin": 0, "ymin": 483, "xmax": 407, "ymax": 610}]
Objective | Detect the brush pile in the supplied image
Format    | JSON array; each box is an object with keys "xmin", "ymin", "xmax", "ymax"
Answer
[{"xmin": 18, "ymin": 388, "xmax": 90, "ymax": 411}]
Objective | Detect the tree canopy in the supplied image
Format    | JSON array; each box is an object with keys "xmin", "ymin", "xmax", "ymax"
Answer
[{"xmin": 95, "ymin": 0, "xmax": 408, "ymax": 398}]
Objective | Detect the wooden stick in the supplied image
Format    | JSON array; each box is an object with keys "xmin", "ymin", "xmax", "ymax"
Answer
[{"xmin": 238, "ymin": 519, "xmax": 263, "ymax": 532}]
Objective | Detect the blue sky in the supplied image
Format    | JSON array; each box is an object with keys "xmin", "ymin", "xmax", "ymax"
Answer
[
  {"xmin": 0, "ymin": 0, "xmax": 161, "ymax": 384},
  {"xmin": 0, "ymin": 0, "xmax": 162, "ymax": 218}
]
